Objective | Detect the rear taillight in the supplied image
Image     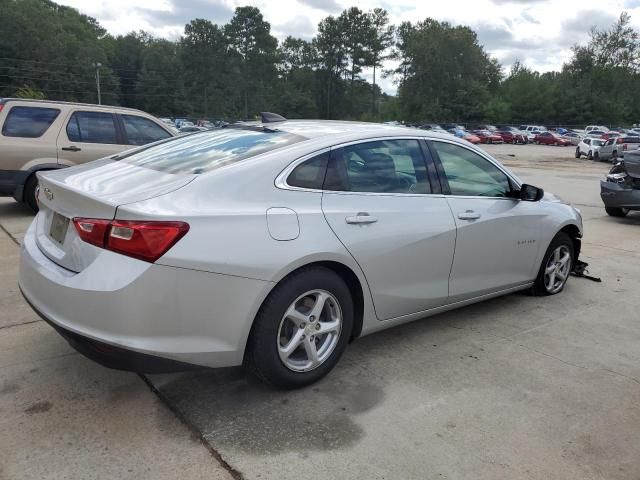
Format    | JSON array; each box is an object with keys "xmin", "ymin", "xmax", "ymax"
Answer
[
  {"xmin": 0, "ymin": 104, "xmax": 4, "ymax": 113},
  {"xmin": 72, "ymin": 218, "xmax": 189, "ymax": 262},
  {"xmin": 624, "ymin": 144, "xmax": 628, "ymax": 151}
]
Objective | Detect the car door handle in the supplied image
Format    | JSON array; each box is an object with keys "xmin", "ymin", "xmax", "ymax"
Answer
[
  {"xmin": 458, "ymin": 210, "xmax": 481, "ymax": 220},
  {"xmin": 61, "ymin": 146, "xmax": 81, "ymax": 152},
  {"xmin": 345, "ymin": 213, "xmax": 378, "ymax": 224}
]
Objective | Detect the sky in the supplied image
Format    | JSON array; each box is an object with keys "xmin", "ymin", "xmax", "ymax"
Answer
[{"xmin": 57, "ymin": 0, "xmax": 640, "ymax": 94}]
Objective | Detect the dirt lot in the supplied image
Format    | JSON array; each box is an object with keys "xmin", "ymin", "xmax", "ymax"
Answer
[{"xmin": 1, "ymin": 144, "xmax": 639, "ymax": 480}]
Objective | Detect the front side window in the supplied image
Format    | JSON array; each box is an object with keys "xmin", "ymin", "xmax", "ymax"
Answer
[
  {"xmin": 121, "ymin": 114, "xmax": 171, "ymax": 146},
  {"xmin": 2, "ymin": 106, "xmax": 60, "ymax": 138},
  {"xmin": 324, "ymin": 139, "xmax": 430, "ymax": 194},
  {"xmin": 432, "ymin": 141, "xmax": 511, "ymax": 197},
  {"xmin": 67, "ymin": 111, "xmax": 118, "ymax": 144},
  {"xmin": 287, "ymin": 152, "xmax": 329, "ymax": 189}
]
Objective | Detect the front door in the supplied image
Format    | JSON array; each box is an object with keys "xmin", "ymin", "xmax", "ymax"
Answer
[
  {"xmin": 321, "ymin": 138, "xmax": 457, "ymax": 320},
  {"xmin": 429, "ymin": 140, "xmax": 545, "ymax": 301}
]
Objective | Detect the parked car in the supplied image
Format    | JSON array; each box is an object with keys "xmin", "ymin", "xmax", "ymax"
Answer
[
  {"xmin": 472, "ymin": 130, "xmax": 504, "ymax": 144},
  {"xmin": 178, "ymin": 126, "xmax": 208, "ymax": 134},
  {"xmin": 561, "ymin": 131, "xmax": 583, "ymax": 145},
  {"xmin": 600, "ymin": 154, "xmax": 640, "ymax": 217},
  {"xmin": 0, "ymin": 98, "xmax": 176, "ymax": 211},
  {"xmin": 534, "ymin": 132, "xmax": 571, "ymax": 146},
  {"xmin": 575, "ymin": 137, "xmax": 605, "ymax": 160},
  {"xmin": 600, "ymin": 131, "xmax": 622, "ymax": 140},
  {"xmin": 496, "ymin": 129, "xmax": 527, "ymax": 144},
  {"xmin": 585, "ymin": 125, "xmax": 609, "ymax": 134},
  {"xmin": 587, "ymin": 130, "xmax": 609, "ymax": 138},
  {"xmin": 462, "ymin": 132, "xmax": 481, "ymax": 144},
  {"xmin": 419, "ymin": 124, "xmax": 450, "ymax": 134},
  {"xmin": 19, "ymin": 117, "xmax": 583, "ymax": 389},
  {"xmin": 598, "ymin": 136, "xmax": 640, "ymax": 162}
]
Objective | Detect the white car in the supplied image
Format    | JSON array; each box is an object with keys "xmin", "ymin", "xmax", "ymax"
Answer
[
  {"xmin": 19, "ymin": 117, "xmax": 583, "ymax": 388},
  {"xmin": 585, "ymin": 125, "xmax": 609, "ymax": 134},
  {"xmin": 575, "ymin": 137, "xmax": 606, "ymax": 160}
]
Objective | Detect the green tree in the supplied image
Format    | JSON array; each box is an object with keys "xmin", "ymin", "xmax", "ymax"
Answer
[
  {"xmin": 366, "ymin": 8, "xmax": 394, "ymax": 116},
  {"xmin": 225, "ymin": 6, "xmax": 278, "ymax": 119}
]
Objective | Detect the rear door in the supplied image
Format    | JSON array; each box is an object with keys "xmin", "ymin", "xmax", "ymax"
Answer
[
  {"xmin": 57, "ymin": 110, "xmax": 129, "ymax": 166},
  {"xmin": 321, "ymin": 138, "xmax": 456, "ymax": 320},
  {"xmin": 429, "ymin": 140, "xmax": 544, "ymax": 301}
]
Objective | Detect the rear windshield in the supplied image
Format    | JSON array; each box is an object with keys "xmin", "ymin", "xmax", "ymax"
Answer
[{"xmin": 118, "ymin": 128, "xmax": 306, "ymax": 174}]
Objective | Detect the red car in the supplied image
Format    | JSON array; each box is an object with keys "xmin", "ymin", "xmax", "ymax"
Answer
[
  {"xmin": 496, "ymin": 130, "xmax": 527, "ymax": 144},
  {"xmin": 472, "ymin": 130, "xmax": 504, "ymax": 144},
  {"xmin": 601, "ymin": 131, "xmax": 622, "ymax": 141},
  {"xmin": 534, "ymin": 131, "xmax": 571, "ymax": 146}
]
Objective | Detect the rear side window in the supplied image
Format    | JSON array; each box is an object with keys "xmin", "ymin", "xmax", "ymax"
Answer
[
  {"xmin": 324, "ymin": 139, "xmax": 430, "ymax": 194},
  {"xmin": 121, "ymin": 114, "xmax": 171, "ymax": 146},
  {"xmin": 2, "ymin": 106, "xmax": 60, "ymax": 138},
  {"xmin": 118, "ymin": 128, "xmax": 306, "ymax": 174},
  {"xmin": 287, "ymin": 152, "xmax": 329, "ymax": 189},
  {"xmin": 67, "ymin": 111, "xmax": 118, "ymax": 144}
]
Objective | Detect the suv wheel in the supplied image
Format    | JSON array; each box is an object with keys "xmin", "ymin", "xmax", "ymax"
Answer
[
  {"xmin": 587, "ymin": 150, "xmax": 593, "ymax": 160},
  {"xmin": 245, "ymin": 267, "xmax": 354, "ymax": 389},
  {"xmin": 532, "ymin": 232, "xmax": 574, "ymax": 296},
  {"xmin": 24, "ymin": 175, "xmax": 39, "ymax": 212},
  {"xmin": 605, "ymin": 207, "xmax": 629, "ymax": 217}
]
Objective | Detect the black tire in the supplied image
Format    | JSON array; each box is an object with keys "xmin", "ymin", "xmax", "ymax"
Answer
[
  {"xmin": 605, "ymin": 206, "xmax": 629, "ymax": 217},
  {"xmin": 594, "ymin": 151, "xmax": 600, "ymax": 161},
  {"xmin": 587, "ymin": 150, "xmax": 593, "ymax": 160},
  {"xmin": 575, "ymin": 148, "xmax": 581, "ymax": 158},
  {"xmin": 23, "ymin": 175, "xmax": 39, "ymax": 212},
  {"xmin": 244, "ymin": 267, "xmax": 354, "ymax": 389},
  {"xmin": 532, "ymin": 232, "xmax": 575, "ymax": 296}
]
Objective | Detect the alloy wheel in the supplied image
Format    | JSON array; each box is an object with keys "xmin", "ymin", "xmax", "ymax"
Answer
[
  {"xmin": 544, "ymin": 245, "xmax": 572, "ymax": 294},
  {"xmin": 277, "ymin": 290, "xmax": 342, "ymax": 372}
]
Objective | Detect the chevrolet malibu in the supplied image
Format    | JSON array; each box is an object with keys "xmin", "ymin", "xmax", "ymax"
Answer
[{"xmin": 19, "ymin": 118, "xmax": 583, "ymax": 389}]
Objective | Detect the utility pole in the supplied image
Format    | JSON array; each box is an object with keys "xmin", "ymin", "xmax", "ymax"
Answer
[{"xmin": 93, "ymin": 62, "xmax": 102, "ymax": 104}]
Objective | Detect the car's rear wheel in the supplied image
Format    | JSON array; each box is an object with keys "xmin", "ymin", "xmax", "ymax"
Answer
[
  {"xmin": 605, "ymin": 206, "xmax": 629, "ymax": 217},
  {"xmin": 245, "ymin": 267, "xmax": 353, "ymax": 389},
  {"xmin": 24, "ymin": 174, "xmax": 39, "ymax": 213},
  {"xmin": 532, "ymin": 232, "xmax": 574, "ymax": 296}
]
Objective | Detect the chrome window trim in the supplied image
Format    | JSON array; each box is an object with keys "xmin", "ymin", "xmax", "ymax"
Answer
[
  {"xmin": 275, "ymin": 135, "xmax": 522, "ymax": 200},
  {"xmin": 276, "ymin": 136, "xmax": 437, "ymax": 197}
]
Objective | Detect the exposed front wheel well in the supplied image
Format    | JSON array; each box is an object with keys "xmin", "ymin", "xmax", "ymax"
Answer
[{"xmin": 559, "ymin": 224, "xmax": 582, "ymax": 261}]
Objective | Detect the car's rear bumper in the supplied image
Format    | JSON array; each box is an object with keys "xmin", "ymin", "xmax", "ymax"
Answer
[
  {"xmin": 18, "ymin": 219, "xmax": 273, "ymax": 372},
  {"xmin": 600, "ymin": 180, "xmax": 640, "ymax": 209}
]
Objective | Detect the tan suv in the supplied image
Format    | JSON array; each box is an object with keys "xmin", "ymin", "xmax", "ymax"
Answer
[{"xmin": 0, "ymin": 98, "xmax": 176, "ymax": 211}]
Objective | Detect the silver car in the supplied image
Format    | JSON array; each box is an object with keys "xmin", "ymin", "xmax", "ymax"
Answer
[{"xmin": 19, "ymin": 118, "xmax": 583, "ymax": 388}]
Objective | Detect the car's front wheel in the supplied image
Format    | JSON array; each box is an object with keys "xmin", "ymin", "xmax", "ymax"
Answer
[
  {"xmin": 532, "ymin": 232, "xmax": 574, "ymax": 296},
  {"xmin": 575, "ymin": 148, "xmax": 581, "ymax": 158},
  {"xmin": 245, "ymin": 267, "xmax": 353, "ymax": 389},
  {"xmin": 587, "ymin": 150, "xmax": 593, "ymax": 160}
]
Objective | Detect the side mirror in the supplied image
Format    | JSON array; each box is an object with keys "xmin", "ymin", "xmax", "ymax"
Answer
[{"xmin": 519, "ymin": 184, "xmax": 544, "ymax": 202}]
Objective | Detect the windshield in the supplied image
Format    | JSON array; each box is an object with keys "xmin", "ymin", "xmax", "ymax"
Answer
[
  {"xmin": 592, "ymin": 140, "xmax": 605, "ymax": 146},
  {"xmin": 118, "ymin": 128, "xmax": 306, "ymax": 174}
]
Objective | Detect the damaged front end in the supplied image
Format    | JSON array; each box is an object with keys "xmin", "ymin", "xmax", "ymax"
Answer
[{"xmin": 600, "ymin": 153, "xmax": 640, "ymax": 216}]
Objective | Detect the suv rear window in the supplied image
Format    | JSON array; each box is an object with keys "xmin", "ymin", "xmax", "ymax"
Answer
[
  {"xmin": 118, "ymin": 128, "xmax": 307, "ymax": 174},
  {"xmin": 2, "ymin": 106, "xmax": 60, "ymax": 138}
]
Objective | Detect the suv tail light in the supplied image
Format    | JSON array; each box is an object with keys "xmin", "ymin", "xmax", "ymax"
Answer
[
  {"xmin": 72, "ymin": 218, "xmax": 189, "ymax": 262},
  {"xmin": 624, "ymin": 143, "xmax": 628, "ymax": 151}
]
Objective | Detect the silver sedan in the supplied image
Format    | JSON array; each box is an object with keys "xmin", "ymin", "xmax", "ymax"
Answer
[{"xmin": 19, "ymin": 118, "xmax": 583, "ymax": 388}]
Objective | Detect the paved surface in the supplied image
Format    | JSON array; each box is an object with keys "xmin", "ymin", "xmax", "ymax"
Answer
[
  {"xmin": 1, "ymin": 144, "xmax": 640, "ymax": 479},
  {"xmin": 0, "ymin": 201, "xmax": 233, "ymax": 479}
]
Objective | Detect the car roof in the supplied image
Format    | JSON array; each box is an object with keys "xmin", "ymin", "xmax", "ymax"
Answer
[
  {"xmin": 249, "ymin": 119, "xmax": 461, "ymax": 142},
  {"xmin": 0, "ymin": 97, "xmax": 148, "ymax": 114}
]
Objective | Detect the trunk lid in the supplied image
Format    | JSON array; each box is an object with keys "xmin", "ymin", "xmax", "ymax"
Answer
[{"xmin": 35, "ymin": 158, "xmax": 195, "ymax": 272}]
